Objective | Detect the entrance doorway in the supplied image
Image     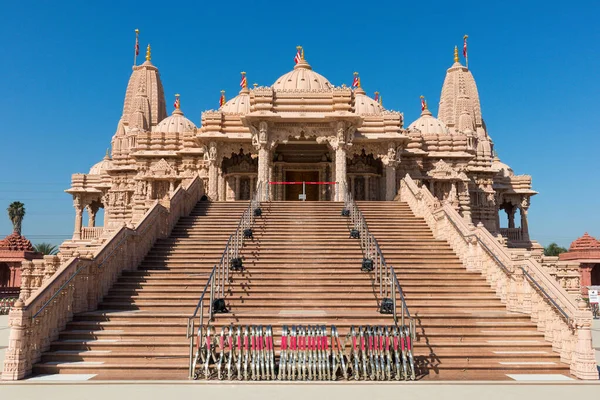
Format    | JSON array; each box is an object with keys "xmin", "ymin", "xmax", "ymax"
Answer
[{"xmin": 284, "ymin": 171, "xmax": 319, "ymax": 201}]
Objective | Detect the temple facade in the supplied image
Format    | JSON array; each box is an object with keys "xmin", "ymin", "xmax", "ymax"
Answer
[{"xmin": 65, "ymin": 46, "xmax": 536, "ymax": 250}]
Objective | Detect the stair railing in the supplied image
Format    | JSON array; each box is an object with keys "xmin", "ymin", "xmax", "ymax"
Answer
[
  {"xmin": 342, "ymin": 182, "xmax": 415, "ymax": 344},
  {"xmin": 186, "ymin": 181, "xmax": 266, "ymax": 379},
  {"xmin": 400, "ymin": 174, "xmax": 598, "ymax": 379}
]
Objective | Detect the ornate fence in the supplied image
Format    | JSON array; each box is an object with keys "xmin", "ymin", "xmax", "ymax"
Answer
[
  {"xmin": 1, "ymin": 177, "xmax": 204, "ymax": 380},
  {"xmin": 399, "ymin": 174, "xmax": 598, "ymax": 380}
]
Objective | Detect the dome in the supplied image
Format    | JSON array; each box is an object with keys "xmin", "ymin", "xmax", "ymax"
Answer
[
  {"xmin": 154, "ymin": 108, "xmax": 196, "ymax": 133},
  {"xmin": 0, "ymin": 232, "xmax": 35, "ymax": 252},
  {"xmin": 89, "ymin": 152, "xmax": 113, "ymax": 175},
  {"xmin": 354, "ymin": 88, "xmax": 383, "ymax": 115},
  {"xmin": 272, "ymin": 59, "xmax": 333, "ymax": 91},
  {"xmin": 492, "ymin": 155, "xmax": 513, "ymax": 177},
  {"xmin": 221, "ymin": 88, "xmax": 250, "ymax": 114},
  {"xmin": 569, "ymin": 233, "xmax": 600, "ymax": 252},
  {"xmin": 407, "ymin": 108, "xmax": 449, "ymax": 135}
]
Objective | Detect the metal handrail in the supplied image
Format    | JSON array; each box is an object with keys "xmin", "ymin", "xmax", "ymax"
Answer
[
  {"xmin": 520, "ymin": 266, "xmax": 570, "ymax": 322},
  {"xmin": 186, "ymin": 180, "xmax": 266, "ymax": 378},
  {"xmin": 342, "ymin": 182, "xmax": 415, "ymax": 340},
  {"xmin": 403, "ymin": 177, "xmax": 573, "ymax": 324},
  {"xmin": 186, "ymin": 266, "xmax": 216, "ymax": 379}
]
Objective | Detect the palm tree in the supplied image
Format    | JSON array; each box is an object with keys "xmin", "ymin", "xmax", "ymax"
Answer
[
  {"xmin": 7, "ymin": 201, "xmax": 25, "ymax": 235},
  {"xmin": 33, "ymin": 242, "xmax": 58, "ymax": 255}
]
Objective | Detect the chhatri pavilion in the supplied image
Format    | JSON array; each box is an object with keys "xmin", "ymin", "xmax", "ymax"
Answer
[{"xmin": 65, "ymin": 45, "xmax": 535, "ymax": 249}]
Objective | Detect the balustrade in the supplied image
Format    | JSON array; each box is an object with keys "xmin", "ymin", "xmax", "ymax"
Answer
[{"xmin": 399, "ymin": 174, "xmax": 598, "ymax": 380}]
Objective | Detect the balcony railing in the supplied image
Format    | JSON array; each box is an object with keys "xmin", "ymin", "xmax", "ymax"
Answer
[
  {"xmin": 80, "ymin": 227, "xmax": 104, "ymax": 240},
  {"xmin": 499, "ymin": 227, "xmax": 522, "ymax": 242}
]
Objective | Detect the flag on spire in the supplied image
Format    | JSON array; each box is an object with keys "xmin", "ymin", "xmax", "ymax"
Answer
[
  {"xmin": 219, "ymin": 90, "xmax": 226, "ymax": 107},
  {"xmin": 352, "ymin": 72, "xmax": 359, "ymax": 88},
  {"xmin": 463, "ymin": 35, "xmax": 469, "ymax": 67},
  {"xmin": 133, "ymin": 29, "xmax": 140, "ymax": 66},
  {"xmin": 294, "ymin": 46, "xmax": 302, "ymax": 64},
  {"xmin": 374, "ymin": 91, "xmax": 379, "ymax": 102},
  {"xmin": 420, "ymin": 95, "xmax": 427, "ymax": 111},
  {"xmin": 240, "ymin": 72, "xmax": 247, "ymax": 88},
  {"xmin": 174, "ymin": 94, "xmax": 180, "ymax": 110}
]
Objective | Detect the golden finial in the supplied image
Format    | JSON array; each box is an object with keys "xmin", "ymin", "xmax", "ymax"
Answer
[
  {"xmin": 301, "ymin": 47, "xmax": 305, "ymax": 60},
  {"xmin": 464, "ymin": 34, "xmax": 469, "ymax": 40},
  {"xmin": 253, "ymin": 83, "xmax": 258, "ymax": 88},
  {"xmin": 358, "ymin": 77, "xmax": 361, "ymax": 88},
  {"xmin": 146, "ymin": 44, "xmax": 151, "ymax": 61},
  {"xmin": 105, "ymin": 148, "xmax": 110, "ymax": 160},
  {"xmin": 454, "ymin": 46, "xmax": 459, "ymax": 63},
  {"xmin": 135, "ymin": 28, "xmax": 139, "ymax": 34}
]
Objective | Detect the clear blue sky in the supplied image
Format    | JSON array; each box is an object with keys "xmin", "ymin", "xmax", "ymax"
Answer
[{"xmin": 0, "ymin": 0, "xmax": 599, "ymax": 247}]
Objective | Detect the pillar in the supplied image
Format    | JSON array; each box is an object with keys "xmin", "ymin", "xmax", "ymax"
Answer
[
  {"xmin": 86, "ymin": 205, "xmax": 97, "ymax": 228},
  {"xmin": 207, "ymin": 142, "xmax": 218, "ymax": 201},
  {"xmin": 385, "ymin": 163, "xmax": 397, "ymax": 201},
  {"xmin": 234, "ymin": 176, "xmax": 240, "ymax": 201},
  {"xmin": 73, "ymin": 196, "xmax": 83, "ymax": 240},
  {"xmin": 508, "ymin": 206, "xmax": 516, "ymax": 229},
  {"xmin": 364, "ymin": 175, "xmax": 370, "ymax": 201},
  {"xmin": 520, "ymin": 197, "xmax": 530, "ymax": 241},
  {"xmin": 334, "ymin": 145, "xmax": 347, "ymax": 201}
]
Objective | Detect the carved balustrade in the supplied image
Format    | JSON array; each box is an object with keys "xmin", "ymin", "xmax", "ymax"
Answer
[
  {"xmin": 499, "ymin": 228, "xmax": 523, "ymax": 242},
  {"xmin": 80, "ymin": 227, "xmax": 104, "ymax": 241},
  {"xmin": 399, "ymin": 174, "xmax": 598, "ymax": 380},
  {"xmin": 2, "ymin": 177, "xmax": 203, "ymax": 380}
]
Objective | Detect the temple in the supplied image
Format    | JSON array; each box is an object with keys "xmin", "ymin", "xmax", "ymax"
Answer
[
  {"xmin": 4, "ymin": 43, "xmax": 597, "ymax": 382},
  {"xmin": 63, "ymin": 45, "xmax": 536, "ymax": 252}
]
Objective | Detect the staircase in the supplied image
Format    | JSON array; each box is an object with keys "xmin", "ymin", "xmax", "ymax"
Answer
[
  {"xmin": 357, "ymin": 201, "xmax": 570, "ymax": 380},
  {"xmin": 32, "ymin": 200, "xmax": 571, "ymax": 380}
]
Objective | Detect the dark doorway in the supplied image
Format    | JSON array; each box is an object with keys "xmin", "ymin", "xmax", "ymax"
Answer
[
  {"xmin": 0, "ymin": 263, "xmax": 10, "ymax": 287},
  {"xmin": 285, "ymin": 171, "xmax": 319, "ymax": 201},
  {"xmin": 592, "ymin": 265, "xmax": 600, "ymax": 286}
]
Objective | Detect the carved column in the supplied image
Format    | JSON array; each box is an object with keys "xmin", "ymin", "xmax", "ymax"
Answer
[
  {"xmin": 520, "ymin": 197, "xmax": 530, "ymax": 242},
  {"xmin": 208, "ymin": 142, "xmax": 218, "ymax": 201},
  {"xmin": 364, "ymin": 176, "xmax": 370, "ymax": 201},
  {"xmin": 234, "ymin": 176, "xmax": 240, "ymax": 201},
  {"xmin": 253, "ymin": 121, "xmax": 271, "ymax": 201},
  {"xmin": 384, "ymin": 163, "xmax": 397, "ymax": 201},
  {"xmin": 508, "ymin": 206, "xmax": 516, "ymax": 229},
  {"xmin": 72, "ymin": 195, "xmax": 83, "ymax": 240},
  {"xmin": 86, "ymin": 204, "xmax": 98, "ymax": 228}
]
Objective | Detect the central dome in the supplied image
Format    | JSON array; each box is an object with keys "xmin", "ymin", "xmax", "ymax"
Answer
[{"xmin": 272, "ymin": 59, "xmax": 333, "ymax": 91}]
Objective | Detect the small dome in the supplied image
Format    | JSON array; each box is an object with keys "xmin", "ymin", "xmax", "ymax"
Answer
[
  {"xmin": 407, "ymin": 108, "xmax": 449, "ymax": 135},
  {"xmin": 221, "ymin": 88, "xmax": 250, "ymax": 114},
  {"xmin": 272, "ymin": 59, "xmax": 333, "ymax": 91},
  {"xmin": 154, "ymin": 109, "xmax": 196, "ymax": 133},
  {"xmin": 354, "ymin": 88, "xmax": 383, "ymax": 115},
  {"xmin": 569, "ymin": 233, "xmax": 600, "ymax": 252},
  {"xmin": 89, "ymin": 153, "xmax": 113, "ymax": 175},
  {"xmin": 0, "ymin": 232, "xmax": 35, "ymax": 252},
  {"xmin": 492, "ymin": 155, "xmax": 513, "ymax": 177}
]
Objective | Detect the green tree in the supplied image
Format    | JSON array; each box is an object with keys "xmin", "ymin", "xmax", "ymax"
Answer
[
  {"xmin": 33, "ymin": 242, "xmax": 58, "ymax": 255},
  {"xmin": 544, "ymin": 242, "xmax": 568, "ymax": 257},
  {"xmin": 7, "ymin": 201, "xmax": 25, "ymax": 235}
]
